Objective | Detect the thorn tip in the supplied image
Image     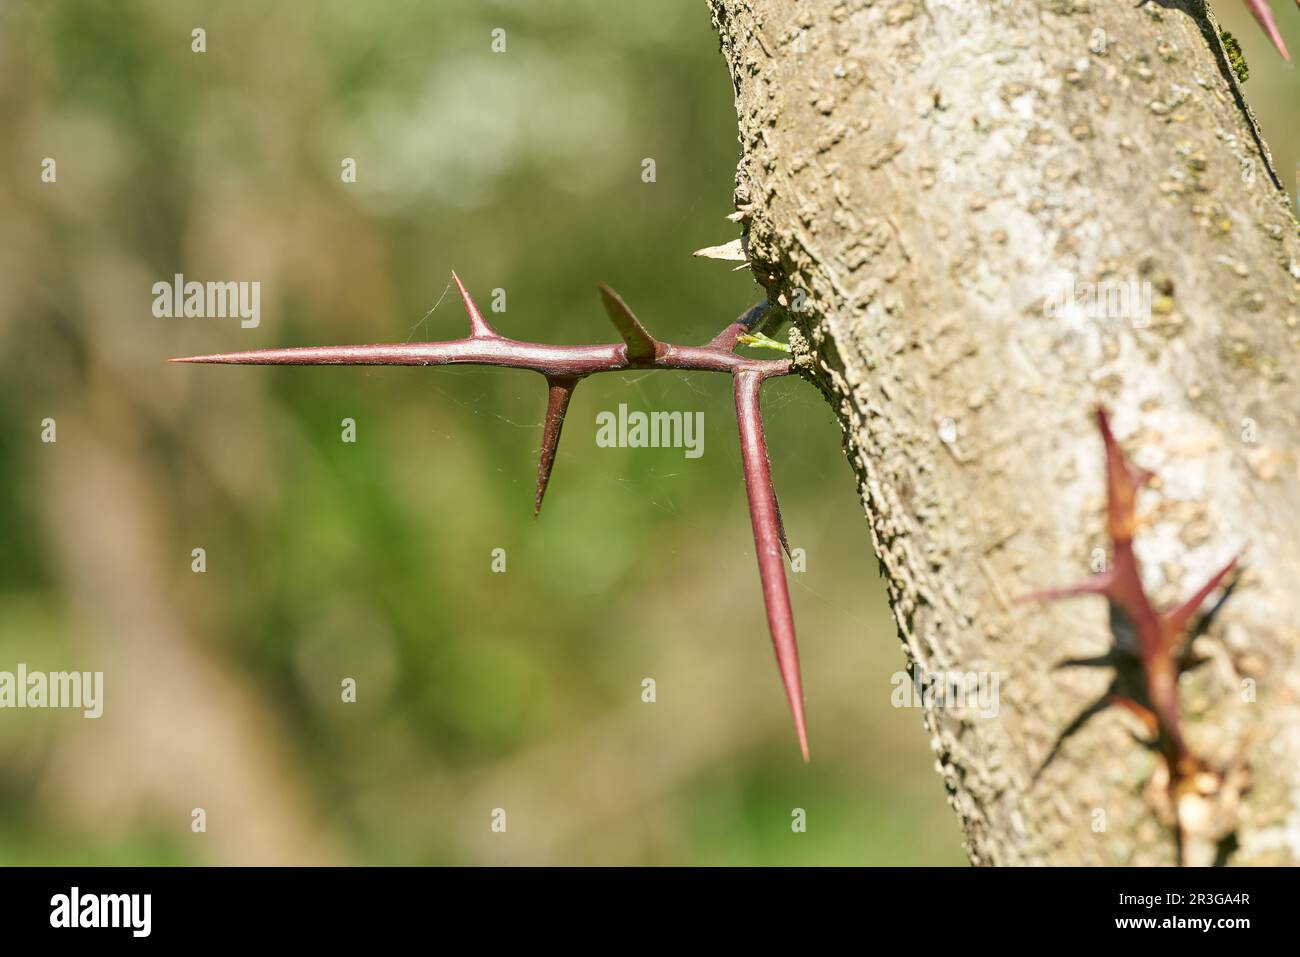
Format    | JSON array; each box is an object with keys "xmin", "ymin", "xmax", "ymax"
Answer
[
  {"xmin": 734, "ymin": 370, "xmax": 809, "ymax": 761},
  {"xmin": 452, "ymin": 272, "xmax": 499, "ymax": 339},
  {"xmin": 534, "ymin": 376, "xmax": 578, "ymax": 517},
  {"xmin": 597, "ymin": 283, "xmax": 660, "ymax": 362}
]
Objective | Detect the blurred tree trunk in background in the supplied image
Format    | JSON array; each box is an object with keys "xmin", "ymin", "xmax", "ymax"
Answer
[{"xmin": 710, "ymin": 0, "xmax": 1300, "ymax": 864}]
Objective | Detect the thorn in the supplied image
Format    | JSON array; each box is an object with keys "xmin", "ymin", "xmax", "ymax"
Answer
[
  {"xmin": 597, "ymin": 282, "xmax": 660, "ymax": 363},
  {"xmin": 1185, "ymin": 572, "xmax": 1242, "ymax": 646},
  {"xmin": 708, "ymin": 300, "xmax": 770, "ymax": 351},
  {"xmin": 1244, "ymin": 0, "xmax": 1291, "ymax": 60},
  {"xmin": 172, "ymin": 281, "xmax": 811, "ymax": 761},
  {"xmin": 452, "ymin": 272, "xmax": 500, "ymax": 339},
  {"xmin": 692, "ymin": 238, "xmax": 747, "ymax": 261},
  {"xmin": 1023, "ymin": 404, "xmax": 1245, "ymax": 818},
  {"xmin": 1161, "ymin": 550, "xmax": 1246, "ymax": 637},
  {"xmin": 168, "ymin": 343, "xmax": 444, "ymax": 365},
  {"xmin": 735, "ymin": 370, "xmax": 809, "ymax": 761},
  {"xmin": 535, "ymin": 376, "xmax": 578, "ymax": 518},
  {"xmin": 1094, "ymin": 405, "xmax": 1144, "ymax": 545}
]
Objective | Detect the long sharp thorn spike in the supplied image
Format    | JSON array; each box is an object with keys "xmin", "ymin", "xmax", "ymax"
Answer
[
  {"xmin": 597, "ymin": 282, "xmax": 660, "ymax": 362},
  {"xmin": 709, "ymin": 300, "xmax": 769, "ymax": 352},
  {"xmin": 535, "ymin": 376, "xmax": 578, "ymax": 518},
  {"xmin": 692, "ymin": 238, "xmax": 747, "ymax": 261},
  {"xmin": 452, "ymin": 271, "xmax": 500, "ymax": 339},
  {"xmin": 1095, "ymin": 405, "xmax": 1143, "ymax": 545},
  {"xmin": 1161, "ymin": 550, "xmax": 1246, "ymax": 637},
  {"xmin": 169, "ymin": 343, "xmax": 450, "ymax": 365},
  {"xmin": 1245, "ymin": 0, "xmax": 1291, "ymax": 60},
  {"xmin": 734, "ymin": 370, "xmax": 809, "ymax": 761}
]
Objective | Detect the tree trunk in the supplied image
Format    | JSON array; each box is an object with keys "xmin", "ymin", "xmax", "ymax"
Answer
[{"xmin": 709, "ymin": 0, "xmax": 1300, "ymax": 865}]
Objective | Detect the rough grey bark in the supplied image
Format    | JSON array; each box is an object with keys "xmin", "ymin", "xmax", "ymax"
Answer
[{"xmin": 710, "ymin": 0, "xmax": 1300, "ymax": 865}]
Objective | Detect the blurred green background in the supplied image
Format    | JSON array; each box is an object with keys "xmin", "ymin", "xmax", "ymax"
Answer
[{"xmin": 0, "ymin": 1, "xmax": 1293, "ymax": 866}]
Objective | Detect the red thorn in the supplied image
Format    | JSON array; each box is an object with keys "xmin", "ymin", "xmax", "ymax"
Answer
[
  {"xmin": 1024, "ymin": 406, "xmax": 1247, "ymax": 785},
  {"xmin": 172, "ymin": 281, "xmax": 803, "ymax": 759},
  {"xmin": 1094, "ymin": 405, "xmax": 1144, "ymax": 545},
  {"xmin": 708, "ymin": 300, "xmax": 770, "ymax": 351},
  {"xmin": 452, "ymin": 272, "xmax": 500, "ymax": 339},
  {"xmin": 1245, "ymin": 0, "xmax": 1291, "ymax": 60},
  {"xmin": 1160, "ymin": 549, "xmax": 1246, "ymax": 637},
  {"xmin": 735, "ymin": 370, "xmax": 809, "ymax": 761},
  {"xmin": 167, "ymin": 343, "xmax": 457, "ymax": 365},
  {"xmin": 535, "ymin": 376, "xmax": 578, "ymax": 517},
  {"xmin": 597, "ymin": 283, "xmax": 660, "ymax": 363}
]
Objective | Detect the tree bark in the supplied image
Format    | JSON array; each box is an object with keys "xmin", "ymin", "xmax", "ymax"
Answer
[{"xmin": 709, "ymin": 0, "xmax": 1300, "ymax": 865}]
